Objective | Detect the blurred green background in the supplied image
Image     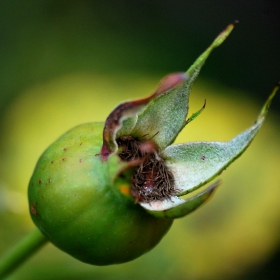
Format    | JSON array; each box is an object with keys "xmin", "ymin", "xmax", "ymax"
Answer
[{"xmin": 0, "ymin": 1, "xmax": 280, "ymax": 279}]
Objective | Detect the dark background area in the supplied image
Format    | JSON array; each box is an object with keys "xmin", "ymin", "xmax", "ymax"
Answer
[
  {"xmin": 0, "ymin": 0, "xmax": 280, "ymax": 113},
  {"xmin": 0, "ymin": 1, "xmax": 280, "ymax": 279}
]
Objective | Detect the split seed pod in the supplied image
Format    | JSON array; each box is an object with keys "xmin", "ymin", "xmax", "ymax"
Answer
[{"xmin": 28, "ymin": 23, "xmax": 278, "ymax": 265}]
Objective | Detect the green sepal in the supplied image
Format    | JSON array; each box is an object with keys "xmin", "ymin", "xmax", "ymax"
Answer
[
  {"xmin": 162, "ymin": 85, "xmax": 279, "ymax": 196},
  {"xmin": 101, "ymin": 23, "xmax": 236, "ymax": 158},
  {"xmin": 140, "ymin": 181, "xmax": 220, "ymax": 218},
  {"xmin": 130, "ymin": 23, "xmax": 236, "ymax": 150}
]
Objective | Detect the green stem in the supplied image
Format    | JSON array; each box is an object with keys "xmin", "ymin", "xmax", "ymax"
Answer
[{"xmin": 0, "ymin": 229, "xmax": 48, "ymax": 279}]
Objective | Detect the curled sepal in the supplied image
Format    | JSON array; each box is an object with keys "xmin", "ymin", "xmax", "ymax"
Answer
[
  {"xmin": 130, "ymin": 22, "xmax": 236, "ymax": 150},
  {"xmin": 140, "ymin": 181, "xmax": 220, "ymax": 218},
  {"xmin": 162, "ymin": 84, "xmax": 279, "ymax": 196},
  {"xmin": 101, "ymin": 22, "xmax": 236, "ymax": 160},
  {"xmin": 101, "ymin": 73, "xmax": 188, "ymax": 160},
  {"xmin": 101, "ymin": 98, "xmax": 153, "ymax": 160},
  {"xmin": 117, "ymin": 72, "xmax": 189, "ymax": 139}
]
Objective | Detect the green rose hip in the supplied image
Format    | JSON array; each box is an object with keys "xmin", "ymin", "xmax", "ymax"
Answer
[
  {"xmin": 28, "ymin": 122, "xmax": 173, "ymax": 265},
  {"xmin": 28, "ymin": 22, "xmax": 278, "ymax": 266}
]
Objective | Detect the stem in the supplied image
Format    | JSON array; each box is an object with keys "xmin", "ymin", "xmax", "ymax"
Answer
[{"xmin": 0, "ymin": 229, "xmax": 48, "ymax": 278}]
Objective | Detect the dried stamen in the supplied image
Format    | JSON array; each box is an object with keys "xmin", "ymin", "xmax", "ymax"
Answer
[{"xmin": 116, "ymin": 136, "xmax": 177, "ymax": 202}]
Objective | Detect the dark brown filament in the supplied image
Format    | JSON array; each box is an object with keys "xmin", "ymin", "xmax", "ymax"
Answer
[{"xmin": 117, "ymin": 136, "xmax": 176, "ymax": 203}]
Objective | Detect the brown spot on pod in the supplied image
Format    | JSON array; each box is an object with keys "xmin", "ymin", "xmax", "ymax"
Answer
[
  {"xmin": 30, "ymin": 203, "xmax": 38, "ymax": 216},
  {"xmin": 38, "ymin": 179, "xmax": 42, "ymax": 184},
  {"xmin": 63, "ymin": 148, "xmax": 68, "ymax": 151},
  {"xmin": 79, "ymin": 159, "xmax": 83, "ymax": 163},
  {"xmin": 62, "ymin": 158, "xmax": 67, "ymax": 162}
]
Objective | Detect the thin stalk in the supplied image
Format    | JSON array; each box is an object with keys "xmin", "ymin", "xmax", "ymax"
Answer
[{"xmin": 0, "ymin": 229, "xmax": 48, "ymax": 279}]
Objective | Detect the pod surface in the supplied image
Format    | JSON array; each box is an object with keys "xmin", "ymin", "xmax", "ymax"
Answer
[{"xmin": 28, "ymin": 122, "xmax": 172, "ymax": 265}]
